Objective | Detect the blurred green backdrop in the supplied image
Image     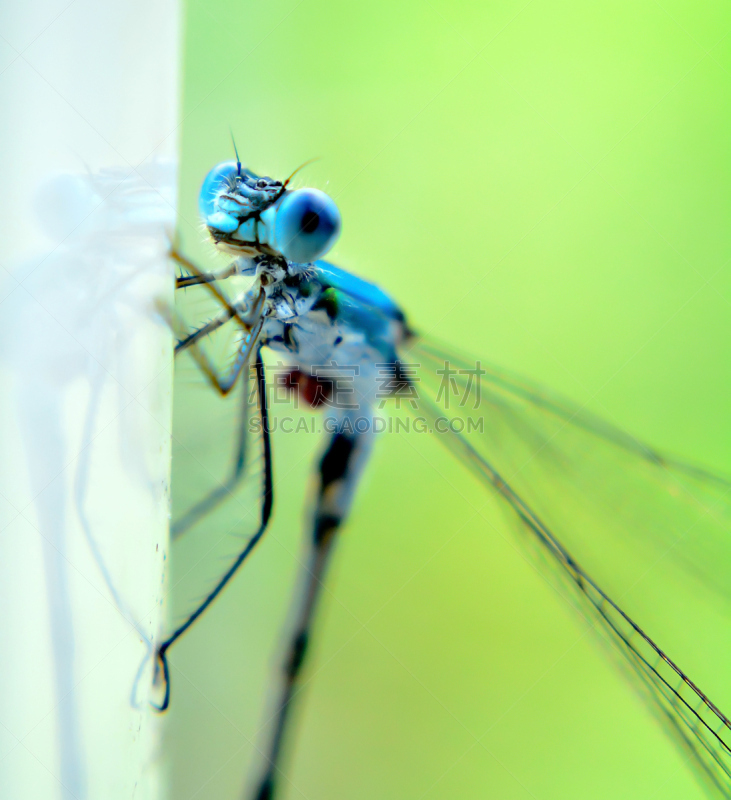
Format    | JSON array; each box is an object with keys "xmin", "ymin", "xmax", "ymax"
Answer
[{"xmin": 166, "ymin": 1, "xmax": 731, "ymax": 799}]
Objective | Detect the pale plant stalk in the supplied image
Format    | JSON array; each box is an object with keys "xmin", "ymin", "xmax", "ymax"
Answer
[{"xmin": 0, "ymin": 1, "xmax": 180, "ymax": 798}]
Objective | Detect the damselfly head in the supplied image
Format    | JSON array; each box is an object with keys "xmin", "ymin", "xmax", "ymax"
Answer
[
  {"xmin": 198, "ymin": 160, "xmax": 341, "ymax": 264},
  {"xmin": 199, "ymin": 160, "xmax": 283, "ymax": 229}
]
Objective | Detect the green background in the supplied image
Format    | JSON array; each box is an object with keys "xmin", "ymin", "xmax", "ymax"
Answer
[{"xmin": 167, "ymin": 2, "xmax": 731, "ymax": 799}]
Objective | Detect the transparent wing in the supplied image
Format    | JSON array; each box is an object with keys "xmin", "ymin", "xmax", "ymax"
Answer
[
  {"xmin": 167, "ymin": 277, "xmax": 270, "ymax": 640},
  {"xmin": 402, "ymin": 335, "xmax": 731, "ymax": 798}
]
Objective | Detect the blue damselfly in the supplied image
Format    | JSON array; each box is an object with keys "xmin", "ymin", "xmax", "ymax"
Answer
[{"xmin": 159, "ymin": 155, "xmax": 731, "ymax": 800}]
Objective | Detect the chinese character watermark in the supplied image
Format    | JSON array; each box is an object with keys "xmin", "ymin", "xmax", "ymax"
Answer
[{"xmin": 435, "ymin": 359, "xmax": 485, "ymax": 409}]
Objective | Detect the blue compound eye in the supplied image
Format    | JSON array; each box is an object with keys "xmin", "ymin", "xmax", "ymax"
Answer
[
  {"xmin": 274, "ymin": 189, "xmax": 341, "ymax": 263},
  {"xmin": 198, "ymin": 161, "xmax": 240, "ymax": 222}
]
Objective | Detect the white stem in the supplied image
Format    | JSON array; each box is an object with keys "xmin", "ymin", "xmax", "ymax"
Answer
[{"xmin": 0, "ymin": 2, "xmax": 179, "ymax": 798}]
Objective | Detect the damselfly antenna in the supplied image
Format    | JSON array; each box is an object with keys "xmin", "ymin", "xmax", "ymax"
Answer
[
  {"xmin": 230, "ymin": 130, "xmax": 242, "ymax": 177},
  {"xmin": 282, "ymin": 157, "xmax": 320, "ymax": 189}
]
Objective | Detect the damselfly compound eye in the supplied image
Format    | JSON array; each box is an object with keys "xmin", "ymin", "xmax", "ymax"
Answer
[{"xmin": 274, "ymin": 188, "xmax": 341, "ymax": 263}]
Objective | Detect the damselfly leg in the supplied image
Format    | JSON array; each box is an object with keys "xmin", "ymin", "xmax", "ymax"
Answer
[
  {"xmin": 155, "ymin": 254, "xmax": 275, "ymax": 709},
  {"xmin": 170, "ymin": 250, "xmax": 268, "ymax": 536},
  {"xmin": 164, "ymin": 251, "xmax": 264, "ymax": 538},
  {"xmin": 173, "ymin": 247, "xmax": 239, "ymax": 289}
]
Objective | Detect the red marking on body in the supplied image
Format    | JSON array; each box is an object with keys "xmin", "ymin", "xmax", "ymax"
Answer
[{"xmin": 280, "ymin": 368, "xmax": 334, "ymax": 409}]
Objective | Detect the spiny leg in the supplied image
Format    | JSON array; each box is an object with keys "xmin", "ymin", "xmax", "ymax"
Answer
[
  {"xmin": 169, "ymin": 261, "xmax": 267, "ymax": 539},
  {"xmin": 175, "ymin": 307, "xmax": 235, "ymax": 354},
  {"xmin": 170, "ymin": 315, "xmax": 252, "ymax": 395},
  {"xmin": 172, "ymin": 245, "xmax": 259, "ymax": 324},
  {"xmin": 177, "ymin": 270, "xmax": 235, "ymax": 289},
  {"xmin": 153, "ymin": 351, "xmax": 274, "ymax": 712},
  {"xmin": 172, "ymin": 280, "xmax": 265, "ymax": 391},
  {"xmin": 173, "ymin": 246, "xmax": 237, "ymax": 289},
  {"xmin": 250, "ymin": 420, "xmax": 373, "ymax": 800},
  {"xmin": 164, "ymin": 264, "xmax": 262, "ymax": 390},
  {"xmin": 171, "ymin": 246, "xmax": 266, "ymax": 359}
]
